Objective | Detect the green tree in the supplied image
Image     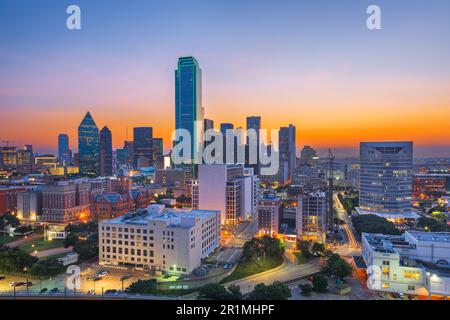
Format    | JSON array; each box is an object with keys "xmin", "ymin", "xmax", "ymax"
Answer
[
  {"xmin": 329, "ymin": 259, "xmax": 353, "ymax": 279},
  {"xmin": 0, "ymin": 248, "xmax": 37, "ymax": 273},
  {"xmin": 297, "ymin": 240, "xmax": 312, "ymax": 258},
  {"xmin": 247, "ymin": 281, "xmax": 291, "ymax": 300},
  {"xmin": 29, "ymin": 257, "xmax": 64, "ymax": 277},
  {"xmin": 227, "ymin": 284, "xmax": 243, "ymax": 300},
  {"xmin": 311, "ymin": 243, "xmax": 326, "ymax": 256},
  {"xmin": 198, "ymin": 283, "xmax": 242, "ymax": 300},
  {"xmin": 312, "ymin": 274, "xmax": 328, "ymax": 292},
  {"xmin": 0, "ymin": 213, "xmax": 20, "ymax": 231},
  {"xmin": 73, "ymin": 238, "xmax": 97, "ymax": 260},
  {"xmin": 352, "ymin": 214, "xmax": 400, "ymax": 235},
  {"xmin": 299, "ymin": 283, "xmax": 313, "ymax": 296},
  {"xmin": 417, "ymin": 216, "xmax": 446, "ymax": 232},
  {"xmin": 125, "ymin": 279, "xmax": 157, "ymax": 294}
]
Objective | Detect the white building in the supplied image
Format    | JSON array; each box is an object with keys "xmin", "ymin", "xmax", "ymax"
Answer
[
  {"xmin": 362, "ymin": 231, "xmax": 450, "ymax": 298},
  {"xmin": 99, "ymin": 205, "xmax": 221, "ymax": 274},
  {"xmin": 198, "ymin": 164, "xmax": 258, "ymax": 225}
]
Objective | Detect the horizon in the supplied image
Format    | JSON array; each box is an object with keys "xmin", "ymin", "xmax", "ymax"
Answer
[{"xmin": 1, "ymin": 0, "xmax": 450, "ymax": 157}]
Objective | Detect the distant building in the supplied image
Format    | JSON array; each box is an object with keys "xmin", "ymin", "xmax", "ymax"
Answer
[
  {"xmin": 357, "ymin": 141, "xmax": 418, "ymax": 222},
  {"xmin": 361, "ymin": 231, "xmax": 450, "ymax": 298},
  {"xmin": 258, "ymin": 195, "xmax": 282, "ymax": 237},
  {"xmin": 99, "ymin": 126, "xmax": 113, "ymax": 177},
  {"xmin": 0, "ymin": 186, "xmax": 28, "ymax": 215},
  {"xmin": 17, "ymin": 189, "xmax": 42, "ymax": 223},
  {"xmin": 41, "ymin": 180, "xmax": 90, "ymax": 223},
  {"xmin": 413, "ymin": 176, "xmax": 447, "ymax": 199},
  {"xmin": 133, "ymin": 127, "xmax": 153, "ymax": 169},
  {"xmin": 78, "ymin": 112, "xmax": 100, "ymax": 177},
  {"xmin": 155, "ymin": 168, "xmax": 190, "ymax": 189},
  {"xmin": 246, "ymin": 116, "xmax": 261, "ymax": 174},
  {"xmin": 91, "ymin": 192, "xmax": 134, "ymax": 221},
  {"xmin": 278, "ymin": 125, "xmax": 296, "ymax": 185},
  {"xmin": 99, "ymin": 205, "xmax": 220, "ymax": 274},
  {"xmin": 58, "ymin": 134, "xmax": 70, "ymax": 166}
]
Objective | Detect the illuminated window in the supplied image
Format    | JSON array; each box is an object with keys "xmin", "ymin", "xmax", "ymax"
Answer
[
  {"xmin": 403, "ymin": 270, "xmax": 420, "ymax": 280},
  {"xmin": 382, "ymin": 282, "xmax": 390, "ymax": 289}
]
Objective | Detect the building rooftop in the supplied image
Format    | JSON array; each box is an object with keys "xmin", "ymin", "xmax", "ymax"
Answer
[
  {"xmin": 101, "ymin": 205, "xmax": 219, "ymax": 228},
  {"xmin": 407, "ymin": 231, "xmax": 450, "ymax": 243}
]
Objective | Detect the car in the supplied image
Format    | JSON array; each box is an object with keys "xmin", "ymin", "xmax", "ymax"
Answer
[
  {"xmin": 26, "ymin": 281, "xmax": 33, "ymax": 287},
  {"xmin": 50, "ymin": 288, "xmax": 59, "ymax": 293},
  {"xmin": 40, "ymin": 288, "xmax": 48, "ymax": 293},
  {"xmin": 104, "ymin": 289, "xmax": 117, "ymax": 295},
  {"xmin": 9, "ymin": 281, "xmax": 25, "ymax": 287},
  {"xmin": 96, "ymin": 270, "xmax": 109, "ymax": 277}
]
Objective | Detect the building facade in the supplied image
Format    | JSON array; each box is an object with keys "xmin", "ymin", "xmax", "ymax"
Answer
[
  {"xmin": 78, "ymin": 112, "xmax": 100, "ymax": 177},
  {"xmin": 99, "ymin": 205, "xmax": 220, "ymax": 274},
  {"xmin": 99, "ymin": 126, "xmax": 113, "ymax": 177},
  {"xmin": 133, "ymin": 127, "xmax": 153, "ymax": 169}
]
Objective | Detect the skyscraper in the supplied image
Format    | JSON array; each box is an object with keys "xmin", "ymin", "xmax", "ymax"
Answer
[
  {"xmin": 58, "ymin": 134, "xmax": 70, "ymax": 166},
  {"xmin": 133, "ymin": 127, "xmax": 153, "ymax": 168},
  {"xmin": 358, "ymin": 141, "xmax": 417, "ymax": 221},
  {"xmin": 246, "ymin": 116, "xmax": 261, "ymax": 174},
  {"xmin": 174, "ymin": 57, "xmax": 204, "ymax": 171},
  {"xmin": 78, "ymin": 112, "xmax": 99, "ymax": 177},
  {"xmin": 99, "ymin": 126, "xmax": 113, "ymax": 177},
  {"xmin": 204, "ymin": 119, "xmax": 214, "ymax": 132},
  {"xmin": 278, "ymin": 124, "xmax": 296, "ymax": 184},
  {"xmin": 220, "ymin": 123, "xmax": 234, "ymax": 164}
]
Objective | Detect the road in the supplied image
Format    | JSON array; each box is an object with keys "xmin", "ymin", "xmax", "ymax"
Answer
[
  {"xmin": 225, "ymin": 257, "xmax": 322, "ymax": 294},
  {"xmin": 334, "ymin": 193, "xmax": 360, "ymax": 249},
  {"xmin": 33, "ymin": 246, "xmax": 73, "ymax": 258},
  {"xmin": 5, "ymin": 233, "xmax": 40, "ymax": 248}
]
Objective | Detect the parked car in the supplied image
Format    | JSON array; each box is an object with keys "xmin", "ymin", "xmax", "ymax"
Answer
[
  {"xmin": 40, "ymin": 288, "xmax": 48, "ymax": 293},
  {"xmin": 26, "ymin": 281, "xmax": 33, "ymax": 287},
  {"xmin": 50, "ymin": 288, "xmax": 59, "ymax": 293},
  {"xmin": 9, "ymin": 281, "xmax": 25, "ymax": 287},
  {"xmin": 104, "ymin": 289, "xmax": 118, "ymax": 295},
  {"xmin": 96, "ymin": 270, "xmax": 109, "ymax": 278}
]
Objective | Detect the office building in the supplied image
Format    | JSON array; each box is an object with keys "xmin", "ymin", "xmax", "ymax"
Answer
[
  {"xmin": 358, "ymin": 142, "xmax": 417, "ymax": 222},
  {"xmin": 258, "ymin": 195, "xmax": 282, "ymax": 236},
  {"xmin": 99, "ymin": 205, "xmax": 220, "ymax": 274},
  {"xmin": 298, "ymin": 191, "xmax": 327, "ymax": 243},
  {"xmin": 78, "ymin": 112, "xmax": 100, "ymax": 177},
  {"xmin": 246, "ymin": 116, "xmax": 261, "ymax": 174},
  {"xmin": 99, "ymin": 126, "xmax": 113, "ymax": 177},
  {"xmin": 17, "ymin": 189, "xmax": 42, "ymax": 223},
  {"xmin": 133, "ymin": 127, "xmax": 153, "ymax": 169},
  {"xmin": 58, "ymin": 134, "xmax": 70, "ymax": 166},
  {"xmin": 41, "ymin": 180, "xmax": 90, "ymax": 223},
  {"xmin": 361, "ymin": 231, "xmax": 450, "ymax": 298},
  {"xmin": 174, "ymin": 56, "xmax": 204, "ymax": 170},
  {"xmin": 278, "ymin": 125, "xmax": 296, "ymax": 185}
]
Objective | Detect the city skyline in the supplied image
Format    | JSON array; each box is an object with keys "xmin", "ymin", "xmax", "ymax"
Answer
[{"xmin": 1, "ymin": 0, "xmax": 450, "ymax": 157}]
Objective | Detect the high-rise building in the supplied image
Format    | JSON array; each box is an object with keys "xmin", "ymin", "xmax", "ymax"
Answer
[
  {"xmin": 78, "ymin": 112, "xmax": 100, "ymax": 177},
  {"xmin": 258, "ymin": 195, "xmax": 282, "ymax": 237},
  {"xmin": 99, "ymin": 126, "xmax": 113, "ymax": 177},
  {"xmin": 278, "ymin": 124, "xmax": 296, "ymax": 184},
  {"xmin": 58, "ymin": 134, "xmax": 70, "ymax": 166},
  {"xmin": 174, "ymin": 56, "xmax": 204, "ymax": 171},
  {"xmin": 152, "ymin": 137, "xmax": 163, "ymax": 166},
  {"xmin": 204, "ymin": 119, "xmax": 214, "ymax": 132},
  {"xmin": 358, "ymin": 141, "xmax": 417, "ymax": 221},
  {"xmin": 133, "ymin": 127, "xmax": 153, "ymax": 169},
  {"xmin": 198, "ymin": 164, "xmax": 257, "ymax": 225},
  {"xmin": 298, "ymin": 191, "xmax": 327, "ymax": 243},
  {"xmin": 220, "ymin": 123, "xmax": 234, "ymax": 164},
  {"xmin": 246, "ymin": 116, "xmax": 261, "ymax": 174}
]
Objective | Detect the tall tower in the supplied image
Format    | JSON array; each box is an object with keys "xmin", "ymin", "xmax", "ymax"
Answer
[
  {"xmin": 58, "ymin": 134, "xmax": 70, "ymax": 166},
  {"xmin": 278, "ymin": 124, "xmax": 296, "ymax": 184},
  {"xmin": 99, "ymin": 126, "xmax": 113, "ymax": 176},
  {"xmin": 246, "ymin": 116, "xmax": 261, "ymax": 174},
  {"xmin": 174, "ymin": 56, "xmax": 204, "ymax": 175},
  {"xmin": 78, "ymin": 112, "xmax": 99, "ymax": 177},
  {"xmin": 133, "ymin": 127, "xmax": 153, "ymax": 169}
]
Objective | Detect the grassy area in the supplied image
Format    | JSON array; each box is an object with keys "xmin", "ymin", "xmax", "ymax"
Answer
[
  {"xmin": 0, "ymin": 234, "xmax": 24, "ymax": 245},
  {"xmin": 294, "ymin": 252, "xmax": 311, "ymax": 265},
  {"xmin": 18, "ymin": 237, "xmax": 65, "ymax": 254},
  {"xmin": 221, "ymin": 256, "xmax": 283, "ymax": 283}
]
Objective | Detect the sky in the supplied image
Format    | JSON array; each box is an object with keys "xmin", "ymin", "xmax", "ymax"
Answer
[{"xmin": 0, "ymin": 0, "xmax": 449, "ymax": 157}]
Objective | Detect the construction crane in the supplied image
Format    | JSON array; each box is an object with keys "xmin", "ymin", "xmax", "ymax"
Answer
[{"xmin": 328, "ymin": 148, "xmax": 335, "ymax": 234}]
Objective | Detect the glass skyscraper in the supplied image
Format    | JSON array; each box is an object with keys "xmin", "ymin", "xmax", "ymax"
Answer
[
  {"xmin": 78, "ymin": 112, "xmax": 99, "ymax": 177},
  {"xmin": 58, "ymin": 133, "xmax": 70, "ymax": 166},
  {"xmin": 99, "ymin": 126, "xmax": 113, "ymax": 177},
  {"xmin": 359, "ymin": 141, "xmax": 414, "ymax": 218},
  {"xmin": 175, "ymin": 56, "xmax": 204, "ymax": 167},
  {"xmin": 133, "ymin": 127, "xmax": 153, "ymax": 168}
]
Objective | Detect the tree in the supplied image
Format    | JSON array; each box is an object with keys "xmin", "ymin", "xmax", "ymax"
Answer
[
  {"xmin": 299, "ymin": 283, "xmax": 313, "ymax": 296},
  {"xmin": 247, "ymin": 281, "xmax": 291, "ymax": 300},
  {"xmin": 312, "ymin": 274, "xmax": 328, "ymax": 292},
  {"xmin": 29, "ymin": 257, "xmax": 64, "ymax": 277},
  {"xmin": 297, "ymin": 240, "xmax": 312, "ymax": 258},
  {"xmin": 126, "ymin": 279, "xmax": 157, "ymax": 294},
  {"xmin": 352, "ymin": 214, "xmax": 400, "ymax": 235},
  {"xmin": 311, "ymin": 243, "xmax": 325, "ymax": 256},
  {"xmin": 64, "ymin": 233, "xmax": 79, "ymax": 248},
  {"xmin": 417, "ymin": 216, "xmax": 446, "ymax": 232},
  {"xmin": 73, "ymin": 238, "xmax": 97, "ymax": 260},
  {"xmin": 329, "ymin": 259, "xmax": 352, "ymax": 279},
  {"xmin": 198, "ymin": 283, "xmax": 242, "ymax": 300},
  {"xmin": 0, "ymin": 248, "xmax": 37, "ymax": 273},
  {"xmin": 0, "ymin": 213, "xmax": 20, "ymax": 231}
]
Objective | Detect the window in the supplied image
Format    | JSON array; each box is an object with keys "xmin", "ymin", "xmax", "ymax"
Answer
[
  {"xmin": 408, "ymin": 285, "xmax": 415, "ymax": 291},
  {"xmin": 403, "ymin": 270, "xmax": 420, "ymax": 280},
  {"xmin": 382, "ymin": 282, "xmax": 390, "ymax": 289}
]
